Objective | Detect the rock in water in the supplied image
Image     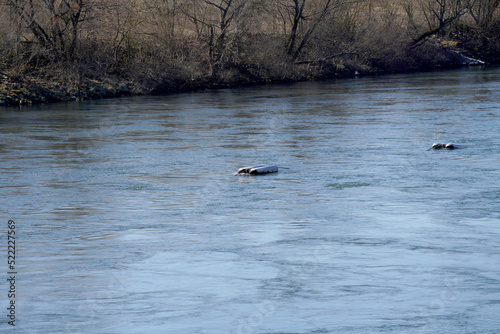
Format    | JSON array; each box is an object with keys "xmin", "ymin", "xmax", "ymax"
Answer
[
  {"xmin": 431, "ymin": 143, "xmax": 445, "ymax": 149},
  {"xmin": 430, "ymin": 142, "xmax": 461, "ymax": 150},
  {"xmin": 237, "ymin": 165, "xmax": 265, "ymax": 174},
  {"xmin": 445, "ymin": 143, "xmax": 461, "ymax": 149},
  {"xmin": 236, "ymin": 165, "xmax": 278, "ymax": 175},
  {"xmin": 248, "ymin": 165, "xmax": 279, "ymax": 174}
]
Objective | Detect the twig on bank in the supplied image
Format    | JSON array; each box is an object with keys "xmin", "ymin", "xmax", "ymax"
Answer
[{"xmin": 0, "ymin": 71, "xmax": 13, "ymax": 79}]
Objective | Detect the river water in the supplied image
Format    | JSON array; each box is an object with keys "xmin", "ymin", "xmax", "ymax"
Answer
[{"xmin": 1, "ymin": 67, "xmax": 500, "ymax": 333}]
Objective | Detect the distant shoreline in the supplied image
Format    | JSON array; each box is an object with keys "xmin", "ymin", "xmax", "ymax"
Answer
[
  {"xmin": 2, "ymin": 1, "xmax": 499, "ymax": 108},
  {"xmin": 0, "ymin": 49, "xmax": 489, "ymax": 108}
]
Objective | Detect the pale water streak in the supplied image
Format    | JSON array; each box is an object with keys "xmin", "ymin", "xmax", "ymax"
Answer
[{"xmin": 1, "ymin": 67, "xmax": 500, "ymax": 333}]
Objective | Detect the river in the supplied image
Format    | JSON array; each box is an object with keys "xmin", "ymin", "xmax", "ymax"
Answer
[{"xmin": 1, "ymin": 67, "xmax": 500, "ymax": 333}]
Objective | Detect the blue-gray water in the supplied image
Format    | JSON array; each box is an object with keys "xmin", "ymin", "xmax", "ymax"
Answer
[{"xmin": 1, "ymin": 67, "xmax": 500, "ymax": 333}]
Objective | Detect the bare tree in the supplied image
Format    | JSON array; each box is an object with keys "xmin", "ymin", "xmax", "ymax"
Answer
[
  {"xmin": 276, "ymin": 0, "xmax": 343, "ymax": 60},
  {"xmin": 144, "ymin": 0, "xmax": 179, "ymax": 40},
  {"xmin": 6, "ymin": 0, "xmax": 89, "ymax": 59},
  {"xmin": 406, "ymin": 0, "xmax": 470, "ymax": 48},
  {"xmin": 181, "ymin": 0, "xmax": 251, "ymax": 79},
  {"xmin": 467, "ymin": 0, "xmax": 500, "ymax": 28}
]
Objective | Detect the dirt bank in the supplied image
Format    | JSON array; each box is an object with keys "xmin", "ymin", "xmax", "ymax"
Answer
[{"xmin": 0, "ymin": 47, "xmax": 488, "ymax": 107}]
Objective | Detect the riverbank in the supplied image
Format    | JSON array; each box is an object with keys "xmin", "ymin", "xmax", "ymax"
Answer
[
  {"xmin": 0, "ymin": 46, "xmax": 488, "ymax": 107},
  {"xmin": 0, "ymin": 70, "xmax": 140, "ymax": 106},
  {"xmin": 2, "ymin": 0, "xmax": 500, "ymax": 107}
]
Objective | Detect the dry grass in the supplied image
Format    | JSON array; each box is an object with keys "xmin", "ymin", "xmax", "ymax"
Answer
[{"xmin": 1, "ymin": 0, "xmax": 499, "ymax": 105}]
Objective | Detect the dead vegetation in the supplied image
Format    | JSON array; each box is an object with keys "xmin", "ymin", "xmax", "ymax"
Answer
[{"xmin": 1, "ymin": 0, "xmax": 499, "ymax": 105}]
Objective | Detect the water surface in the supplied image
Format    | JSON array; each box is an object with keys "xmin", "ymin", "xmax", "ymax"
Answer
[{"xmin": 1, "ymin": 67, "xmax": 500, "ymax": 333}]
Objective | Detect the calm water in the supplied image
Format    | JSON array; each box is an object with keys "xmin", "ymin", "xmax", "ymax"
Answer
[{"xmin": 1, "ymin": 67, "xmax": 500, "ymax": 333}]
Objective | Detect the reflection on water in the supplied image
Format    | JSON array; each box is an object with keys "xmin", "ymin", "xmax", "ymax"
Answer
[{"xmin": 1, "ymin": 67, "xmax": 500, "ymax": 333}]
